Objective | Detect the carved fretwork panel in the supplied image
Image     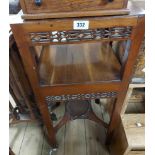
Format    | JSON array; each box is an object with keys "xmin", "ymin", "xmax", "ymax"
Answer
[
  {"xmin": 30, "ymin": 27, "xmax": 132, "ymax": 44},
  {"xmin": 45, "ymin": 92, "xmax": 117, "ymax": 104}
]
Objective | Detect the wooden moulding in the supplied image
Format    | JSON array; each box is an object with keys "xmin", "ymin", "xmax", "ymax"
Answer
[
  {"xmin": 12, "ymin": 16, "xmax": 138, "ymax": 34},
  {"xmin": 40, "ymin": 83, "xmax": 121, "ymax": 97},
  {"xmin": 21, "ymin": 9, "xmax": 130, "ymax": 20}
]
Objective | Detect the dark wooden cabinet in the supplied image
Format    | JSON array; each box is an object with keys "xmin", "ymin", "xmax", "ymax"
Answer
[{"xmin": 9, "ymin": 33, "xmax": 40, "ymax": 123}]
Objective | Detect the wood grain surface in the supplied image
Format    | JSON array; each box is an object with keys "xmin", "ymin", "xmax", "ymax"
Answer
[
  {"xmin": 38, "ymin": 42, "xmax": 121, "ymax": 85},
  {"xmin": 20, "ymin": 0, "xmax": 126, "ymax": 14}
]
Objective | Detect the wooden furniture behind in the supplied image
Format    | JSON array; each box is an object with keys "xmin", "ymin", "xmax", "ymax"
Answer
[
  {"xmin": 110, "ymin": 114, "xmax": 145, "ymax": 155},
  {"xmin": 9, "ymin": 33, "xmax": 40, "ymax": 124},
  {"xmin": 11, "ymin": 0, "xmax": 145, "ymax": 148},
  {"xmin": 20, "ymin": 0, "xmax": 129, "ymax": 19},
  {"xmin": 112, "ymin": 71, "xmax": 145, "ymax": 154},
  {"xmin": 121, "ymin": 84, "xmax": 145, "ymax": 115},
  {"xmin": 111, "ymin": 78, "xmax": 145, "ymax": 154}
]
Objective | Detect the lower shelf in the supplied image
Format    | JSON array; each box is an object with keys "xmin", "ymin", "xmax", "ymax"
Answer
[{"xmin": 37, "ymin": 42, "xmax": 121, "ymax": 86}]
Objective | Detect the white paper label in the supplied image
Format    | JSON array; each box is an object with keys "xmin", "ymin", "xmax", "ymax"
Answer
[
  {"xmin": 136, "ymin": 122, "xmax": 143, "ymax": 127},
  {"xmin": 73, "ymin": 20, "xmax": 89, "ymax": 30}
]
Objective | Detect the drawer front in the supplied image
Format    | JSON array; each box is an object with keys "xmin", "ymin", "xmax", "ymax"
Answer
[
  {"xmin": 22, "ymin": 0, "xmax": 126, "ymax": 14},
  {"xmin": 128, "ymin": 151, "xmax": 145, "ymax": 155}
]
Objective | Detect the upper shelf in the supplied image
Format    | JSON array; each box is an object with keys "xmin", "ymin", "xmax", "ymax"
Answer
[{"xmin": 37, "ymin": 42, "xmax": 121, "ymax": 86}]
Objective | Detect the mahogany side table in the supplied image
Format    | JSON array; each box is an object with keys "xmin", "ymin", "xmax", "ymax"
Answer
[{"xmin": 10, "ymin": 0, "xmax": 145, "ymax": 148}]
